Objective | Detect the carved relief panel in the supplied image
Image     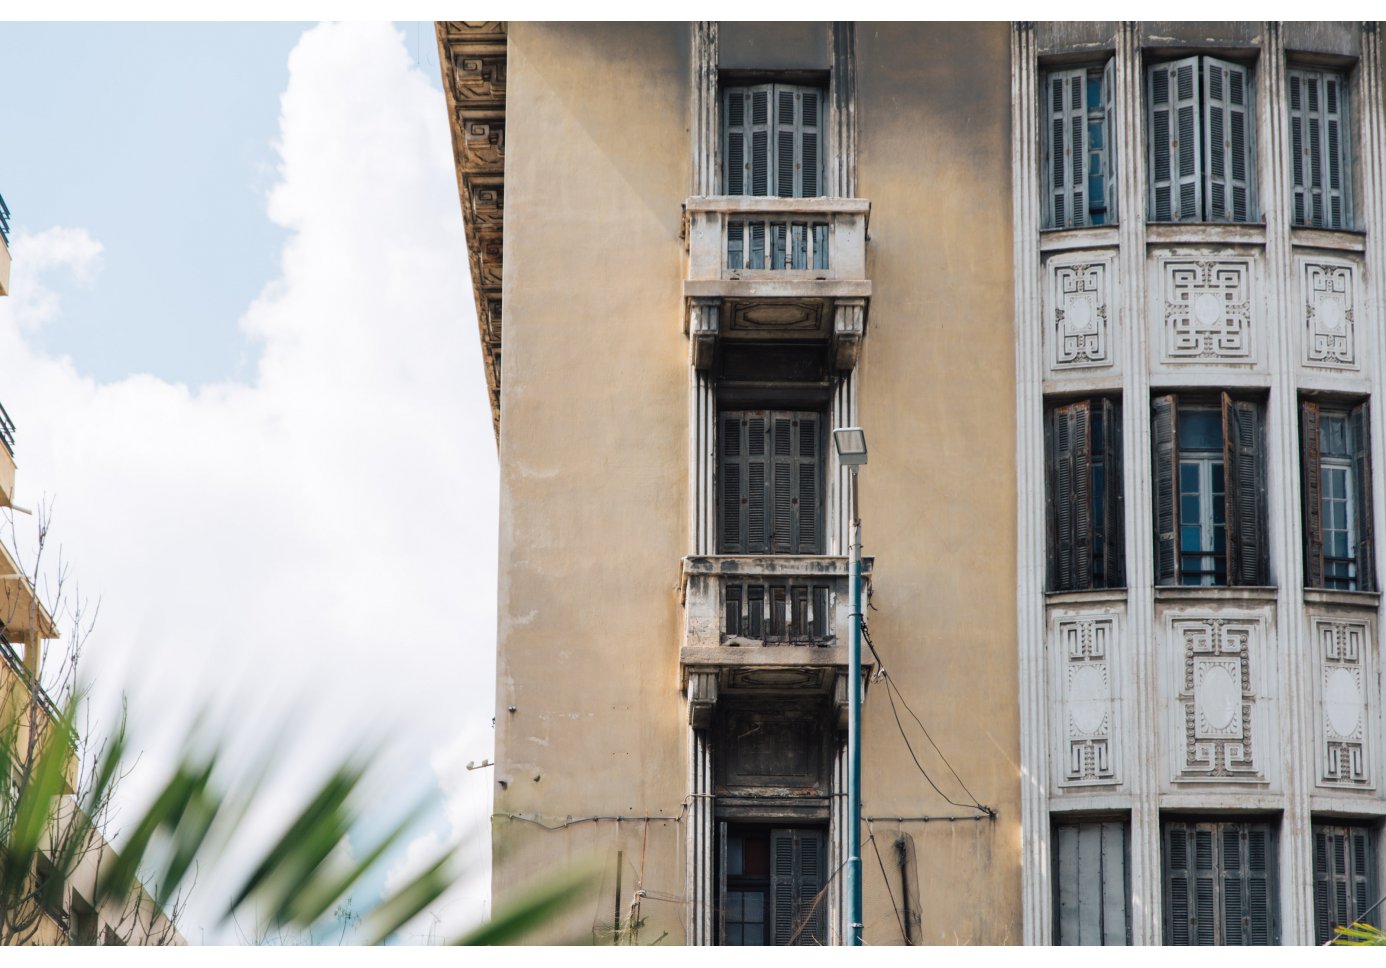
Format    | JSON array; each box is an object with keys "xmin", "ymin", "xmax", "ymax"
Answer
[
  {"xmin": 1164, "ymin": 613, "xmax": 1271, "ymax": 784},
  {"xmin": 1044, "ymin": 252, "xmax": 1117, "ymax": 375},
  {"xmin": 1155, "ymin": 255, "xmax": 1259, "ymax": 367},
  {"xmin": 1298, "ymin": 256, "xmax": 1359, "ymax": 370},
  {"xmin": 1051, "ymin": 615, "xmax": 1120, "ymax": 788},
  {"xmin": 1313, "ymin": 617, "xmax": 1375, "ymax": 789}
]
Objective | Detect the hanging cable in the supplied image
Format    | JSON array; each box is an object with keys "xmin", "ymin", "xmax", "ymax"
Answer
[{"xmin": 864, "ymin": 826, "xmax": 909, "ymax": 944}]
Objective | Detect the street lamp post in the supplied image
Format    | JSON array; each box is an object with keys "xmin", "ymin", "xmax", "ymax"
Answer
[{"xmin": 832, "ymin": 427, "xmax": 867, "ymax": 947}]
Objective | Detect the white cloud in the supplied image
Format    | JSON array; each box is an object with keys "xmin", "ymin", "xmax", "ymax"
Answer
[{"xmin": 0, "ymin": 22, "xmax": 495, "ymax": 941}]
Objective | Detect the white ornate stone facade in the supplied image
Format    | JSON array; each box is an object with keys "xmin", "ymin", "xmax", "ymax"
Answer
[
  {"xmin": 1299, "ymin": 257, "xmax": 1358, "ymax": 369},
  {"xmin": 1313, "ymin": 617, "xmax": 1374, "ymax": 788},
  {"xmin": 1046, "ymin": 254, "xmax": 1115, "ymax": 371},
  {"xmin": 1052, "ymin": 616, "xmax": 1120, "ymax": 787},
  {"xmin": 1166, "ymin": 615, "xmax": 1268, "ymax": 783},
  {"xmin": 1159, "ymin": 257, "xmax": 1255, "ymax": 364}
]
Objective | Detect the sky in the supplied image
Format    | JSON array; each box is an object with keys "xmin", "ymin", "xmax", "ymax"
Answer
[{"xmin": 0, "ymin": 21, "xmax": 497, "ymax": 942}]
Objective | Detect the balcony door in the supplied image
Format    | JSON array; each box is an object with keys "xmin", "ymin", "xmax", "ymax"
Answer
[{"xmin": 719, "ymin": 410, "xmax": 823, "ymax": 555}]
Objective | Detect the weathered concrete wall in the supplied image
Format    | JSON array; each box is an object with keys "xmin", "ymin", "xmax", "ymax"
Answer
[
  {"xmin": 854, "ymin": 21, "xmax": 1020, "ymax": 945},
  {"xmin": 492, "ymin": 20, "xmax": 1019, "ymax": 945},
  {"xmin": 494, "ymin": 21, "xmax": 693, "ymax": 944}
]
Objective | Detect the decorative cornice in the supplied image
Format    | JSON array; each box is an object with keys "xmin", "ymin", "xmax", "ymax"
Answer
[{"xmin": 437, "ymin": 21, "xmax": 506, "ymax": 444}]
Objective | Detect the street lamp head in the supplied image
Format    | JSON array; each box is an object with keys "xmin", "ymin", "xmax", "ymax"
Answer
[{"xmin": 833, "ymin": 427, "xmax": 868, "ymax": 467}]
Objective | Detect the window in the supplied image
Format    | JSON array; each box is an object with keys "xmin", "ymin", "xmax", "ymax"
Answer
[
  {"xmin": 1313, "ymin": 822, "xmax": 1377, "ymax": 944},
  {"xmin": 1147, "ymin": 57, "xmax": 1256, "ymax": 223},
  {"xmin": 1289, "ymin": 68, "xmax": 1351, "ymax": 229},
  {"xmin": 1152, "ymin": 393, "xmax": 1266, "ymax": 586},
  {"xmin": 1053, "ymin": 819, "xmax": 1130, "ymax": 945},
  {"xmin": 1301, "ymin": 400, "xmax": 1375, "ymax": 590},
  {"xmin": 1046, "ymin": 398, "xmax": 1125, "ymax": 591},
  {"xmin": 1163, "ymin": 820, "xmax": 1278, "ymax": 945},
  {"xmin": 1044, "ymin": 62, "xmax": 1117, "ymax": 228},
  {"xmin": 719, "ymin": 825, "xmax": 825, "ymax": 946},
  {"xmin": 718, "ymin": 410, "xmax": 823, "ymax": 555},
  {"xmin": 723, "ymin": 84, "xmax": 824, "ymax": 199}
]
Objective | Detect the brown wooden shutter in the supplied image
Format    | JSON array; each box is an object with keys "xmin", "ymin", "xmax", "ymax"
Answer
[
  {"xmin": 1152, "ymin": 394, "xmax": 1180, "ymax": 584},
  {"xmin": 1352, "ymin": 400, "xmax": 1374, "ymax": 591},
  {"xmin": 1048, "ymin": 401, "xmax": 1093, "ymax": 591},
  {"xmin": 1099, "ymin": 397, "xmax": 1125, "ymax": 587},
  {"xmin": 1301, "ymin": 400, "xmax": 1324, "ymax": 588},
  {"xmin": 1223, "ymin": 394, "xmax": 1266, "ymax": 585}
]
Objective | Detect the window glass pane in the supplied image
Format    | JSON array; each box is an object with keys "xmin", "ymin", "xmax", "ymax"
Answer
[
  {"xmin": 1179, "ymin": 409, "xmax": 1222, "ymax": 452},
  {"xmin": 744, "ymin": 924, "xmax": 764, "ymax": 945},
  {"xmin": 744, "ymin": 893, "xmax": 764, "ymax": 923},
  {"xmin": 728, "ymin": 836, "xmax": 744, "ymax": 877},
  {"xmin": 726, "ymin": 891, "xmax": 744, "ymax": 922}
]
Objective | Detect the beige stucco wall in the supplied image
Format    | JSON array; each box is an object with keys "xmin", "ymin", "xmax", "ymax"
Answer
[{"xmin": 491, "ymin": 21, "xmax": 1019, "ymax": 945}]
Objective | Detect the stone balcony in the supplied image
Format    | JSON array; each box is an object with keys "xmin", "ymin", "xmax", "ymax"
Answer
[
  {"xmin": 679, "ymin": 554, "xmax": 874, "ymax": 727},
  {"xmin": 0, "ymin": 400, "xmax": 14, "ymax": 509},
  {"xmin": 683, "ymin": 196, "xmax": 872, "ymax": 369}
]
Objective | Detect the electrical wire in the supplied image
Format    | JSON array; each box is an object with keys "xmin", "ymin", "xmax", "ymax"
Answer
[
  {"xmin": 864, "ymin": 826, "xmax": 909, "ymax": 944},
  {"xmin": 862, "ymin": 620, "xmax": 996, "ymax": 818}
]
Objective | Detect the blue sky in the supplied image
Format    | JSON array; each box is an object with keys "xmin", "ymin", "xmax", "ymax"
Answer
[
  {"xmin": 0, "ymin": 22, "xmax": 496, "ymax": 942},
  {"xmin": 0, "ymin": 21, "xmax": 441, "ymax": 386}
]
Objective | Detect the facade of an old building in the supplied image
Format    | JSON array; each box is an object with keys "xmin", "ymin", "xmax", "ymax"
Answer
[{"xmin": 441, "ymin": 21, "xmax": 1386, "ymax": 946}]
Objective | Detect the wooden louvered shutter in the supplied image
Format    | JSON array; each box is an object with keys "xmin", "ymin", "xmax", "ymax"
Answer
[
  {"xmin": 1223, "ymin": 394, "xmax": 1266, "ymax": 585},
  {"xmin": 718, "ymin": 821, "xmax": 730, "ymax": 945},
  {"xmin": 719, "ymin": 411, "xmax": 770, "ymax": 554},
  {"xmin": 1313, "ymin": 825, "xmax": 1375, "ymax": 944},
  {"xmin": 1164, "ymin": 822, "xmax": 1217, "ymax": 945},
  {"xmin": 1290, "ymin": 70, "xmax": 1349, "ymax": 229},
  {"xmin": 724, "ymin": 86, "xmax": 773, "ymax": 197},
  {"xmin": 1055, "ymin": 821, "xmax": 1130, "ymax": 945},
  {"xmin": 1152, "ymin": 394, "xmax": 1180, "ymax": 584},
  {"xmin": 1204, "ymin": 58, "xmax": 1253, "ymax": 223},
  {"xmin": 1352, "ymin": 401, "xmax": 1375, "ymax": 591},
  {"xmin": 1148, "ymin": 58, "xmax": 1202, "ymax": 222},
  {"xmin": 769, "ymin": 829, "xmax": 824, "ymax": 946},
  {"xmin": 1099, "ymin": 397, "xmax": 1125, "ymax": 588},
  {"xmin": 1301, "ymin": 400, "xmax": 1324, "ymax": 588},
  {"xmin": 795, "ymin": 831, "xmax": 825, "ymax": 944},
  {"xmin": 770, "ymin": 829, "xmax": 795, "ymax": 945},
  {"xmin": 771, "ymin": 85, "xmax": 822, "ymax": 199},
  {"xmin": 1233, "ymin": 824, "xmax": 1276, "ymax": 945},
  {"xmin": 1048, "ymin": 401, "xmax": 1093, "ymax": 591},
  {"xmin": 1103, "ymin": 58, "xmax": 1119, "ymax": 225},
  {"xmin": 767, "ymin": 411, "xmax": 821, "ymax": 554},
  {"xmin": 1046, "ymin": 69, "xmax": 1088, "ymax": 228}
]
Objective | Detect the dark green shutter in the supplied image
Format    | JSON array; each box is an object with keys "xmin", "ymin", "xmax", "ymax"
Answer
[
  {"xmin": 1311, "ymin": 825, "xmax": 1370, "ymax": 946},
  {"xmin": 771, "ymin": 85, "xmax": 821, "ymax": 199},
  {"xmin": 1148, "ymin": 58, "xmax": 1202, "ymax": 222},
  {"xmin": 1302, "ymin": 400, "xmax": 1324, "ymax": 588},
  {"xmin": 1352, "ymin": 401, "xmax": 1374, "ymax": 591},
  {"xmin": 1223, "ymin": 394, "xmax": 1266, "ymax": 585},
  {"xmin": 718, "ymin": 821, "xmax": 730, "ymax": 944},
  {"xmin": 1048, "ymin": 401, "xmax": 1093, "ymax": 591},
  {"xmin": 1165, "ymin": 821, "xmax": 1278, "ymax": 946},
  {"xmin": 719, "ymin": 411, "xmax": 770, "ymax": 554},
  {"xmin": 1204, "ymin": 58, "xmax": 1253, "ymax": 223},
  {"xmin": 770, "ymin": 829, "xmax": 796, "ymax": 944},
  {"xmin": 1153, "ymin": 394, "xmax": 1180, "ymax": 584},
  {"xmin": 721, "ymin": 411, "xmax": 820, "ymax": 555},
  {"xmin": 769, "ymin": 829, "xmax": 824, "ymax": 946}
]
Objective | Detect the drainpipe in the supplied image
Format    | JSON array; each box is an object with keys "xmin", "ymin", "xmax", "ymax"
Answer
[{"xmin": 847, "ymin": 478, "xmax": 863, "ymax": 946}]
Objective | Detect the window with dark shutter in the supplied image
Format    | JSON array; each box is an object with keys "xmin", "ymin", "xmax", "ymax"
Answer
[
  {"xmin": 1313, "ymin": 823, "xmax": 1376, "ymax": 944},
  {"xmin": 723, "ymin": 84, "xmax": 824, "ymax": 200},
  {"xmin": 769, "ymin": 828, "xmax": 825, "ymax": 946},
  {"xmin": 1046, "ymin": 397, "xmax": 1125, "ymax": 591},
  {"xmin": 1289, "ymin": 68, "xmax": 1351, "ymax": 229},
  {"xmin": 1043, "ymin": 62, "xmax": 1115, "ymax": 229},
  {"xmin": 1153, "ymin": 395, "xmax": 1267, "ymax": 587},
  {"xmin": 1301, "ymin": 399, "xmax": 1374, "ymax": 591},
  {"xmin": 719, "ymin": 410, "xmax": 823, "ymax": 555},
  {"xmin": 1054, "ymin": 820, "xmax": 1130, "ymax": 945},
  {"xmin": 719, "ymin": 825, "xmax": 825, "ymax": 946},
  {"xmin": 1163, "ymin": 820, "xmax": 1278, "ymax": 946},
  {"xmin": 1147, "ymin": 56, "xmax": 1256, "ymax": 223}
]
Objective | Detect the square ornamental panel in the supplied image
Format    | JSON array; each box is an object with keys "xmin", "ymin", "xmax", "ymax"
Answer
[
  {"xmin": 1045, "ymin": 252, "xmax": 1117, "ymax": 374},
  {"xmin": 1299, "ymin": 257, "xmax": 1359, "ymax": 370},
  {"xmin": 1157, "ymin": 256, "xmax": 1257, "ymax": 366}
]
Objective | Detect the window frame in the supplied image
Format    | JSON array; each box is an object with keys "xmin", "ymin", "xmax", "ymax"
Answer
[
  {"xmin": 1152, "ymin": 392, "xmax": 1267, "ymax": 587},
  {"xmin": 1045, "ymin": 396, "xmax": 1125, "ymax": 592},
  {"xmin": 1162, "ymin": 818, "xmax": 1279, "ymax": 946},
  {"xmin": 717, "ymin": 408, "xmax": 825, "ymax": 557},
  {"xmin": 1042, "ymin": 59, "xmax": 1118, "ymax": 229},
  {"xmin": 1300, "ymin": 398, "xmax": 1375, "ymax": 591},
  {"xmin": 1146, "ymin": 55, "xmax": 1258, "ymax": 224}
]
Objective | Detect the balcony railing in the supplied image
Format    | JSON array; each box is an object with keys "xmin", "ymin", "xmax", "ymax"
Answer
[
  {"xmin": 685, "ymin": 196, "xmax": 869, "ymax": 284},
  {"xmin": 680, "ymin": 555, "xmax": 872, "ymax": 652},
  {"xmin": 0, "ymin": 629, "xmax": 73, "ymax": 749},
  {"xmin": 0, "ymin": 399, "xmax": 14, "ymax": 456},
  {"xmin": 0, "ymin": 192, "xmax": 10, "ymax": 246}
]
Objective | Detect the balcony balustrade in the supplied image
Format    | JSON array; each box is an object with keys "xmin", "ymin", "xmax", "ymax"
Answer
[
  {"xmin": 683, "ymin": 196, "xmax": 871, "ymax": 369},
  {"xmin": 679, "ymin": 555, "xmax": 873, "ymax": 726}
]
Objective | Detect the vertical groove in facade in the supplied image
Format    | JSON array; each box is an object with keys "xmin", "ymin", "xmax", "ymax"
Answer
[{"xmin": 1009, "ymin": 21, "xmax": 1048, "ymax": 946}]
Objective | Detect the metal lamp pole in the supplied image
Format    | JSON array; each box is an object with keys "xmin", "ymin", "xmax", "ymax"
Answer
[{"xmin": 833, "ymin": 426, "xmax": 867, "ymax": 948}]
